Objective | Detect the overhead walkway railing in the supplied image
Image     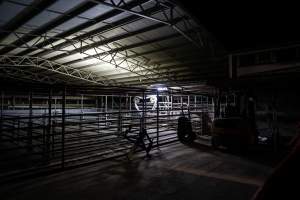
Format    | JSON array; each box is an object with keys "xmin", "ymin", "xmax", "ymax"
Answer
[{"xmin": 229, "ymin": 43, "xmax": 300, "ymax": 78}]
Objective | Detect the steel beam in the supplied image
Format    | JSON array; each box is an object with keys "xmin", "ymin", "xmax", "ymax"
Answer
[
  {"xmin": 0, "ymin": 66, "xmax": 60, "ymax": 84},
  {"xmin": 102, "ymin": 60, "xmax": 222, "ymax": 80},
  {"xmin": 95, "ymin": 53, "xmax": 209, "ymax": 78},
  {"xmin": 73, "ymin": 43, "xmax": 189, "ymax": 70},
  {"xmin": 89, "ymin": 0, "xmax": 206, "ymax": 49},
  {"xmin": 123, "ymin": 71, "xmax": 225, "ymax": 86},
  {"xmin": 52, "ymin": 33, "xmax": 181, "ymax": 83},
  {"xmin": 0, "ymin": 55, "xmax": 112, "ymax": 85},
  {"xmin": 47, "ymin": 30, "xmax": 180, "ymax": 62},
  {"xmin": 0, "ymin": 25, "xmax": 192, "ymax": 84},
  {"xmin": 0, "ymin": 1, "xmax": 97, "ymax": 55},
  {"xmin": 55, "ymin": 33, "xmax": 182, "ymax": 82},
  {"xmin": 115, "ymin": 70, "xmax": 195, "ymax": 83},
  {"xmin": 18, "ymin": 0, "xmax": 151, "ymax": 56},
  {"xmin": 30, "ymin": 3, "xmax": 163, "ymax": 57},
  {"xmin": 0, "ymin": 0, "xmax": 57, "ymax": 42},
  {"xmin": 0, "ymin": 30, "xmax": 182, "ymax": 83}
]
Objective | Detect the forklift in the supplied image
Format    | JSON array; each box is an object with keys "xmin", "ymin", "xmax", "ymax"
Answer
[
  {"xmin": 177, "ymin": 91, "xmax": 258, "ymax": 151},
  {"xmin": 211, "ymin": 92, "xmax": 257, "ymax": 150}
]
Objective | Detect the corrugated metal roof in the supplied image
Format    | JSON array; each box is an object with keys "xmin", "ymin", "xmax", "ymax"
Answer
[{"xmin": 0, "ymin": 0, "xmax": 225, "ymax": 87}]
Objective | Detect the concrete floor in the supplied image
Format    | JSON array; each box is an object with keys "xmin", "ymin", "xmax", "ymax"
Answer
[{"xmin": 0, "ymin": 142, "xmax": 277, "ymax": 200}]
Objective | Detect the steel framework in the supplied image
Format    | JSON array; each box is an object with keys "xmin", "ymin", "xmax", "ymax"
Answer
[
  {"xmin": 0, "ymin": 0, "xmax": 219, "ymax": 85},
  {"xmin": 0, "ymin": 29, "xmax": 180, "ymax": 83},
  {"xmin": 0, "ymin": 66, "xmax": 60, "ymax": 84},
  {"xmin": 90, "ymin": 0, "xmax": 206, "ymax": 49},
  {"xmin": 0, "ymin": 55, "xmax": 114, "ymax": 85}
]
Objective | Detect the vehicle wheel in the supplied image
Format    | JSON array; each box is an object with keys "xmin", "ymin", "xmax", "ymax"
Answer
[
  {"xmin": 177, "ymin": 116, "xmax": 195, "ymax": 144},
  {"xmin": 211, "ymin": 136, "xmax": 220, "ymax": 149},
  {"xmin": 179, "ymin": 132, "xmax": 196, "ymax": 144}
]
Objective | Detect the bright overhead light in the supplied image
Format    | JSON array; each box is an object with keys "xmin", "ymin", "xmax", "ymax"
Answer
[{"xmin": 157, "ymin": 87, "xmax": 168, "ymax": 91}]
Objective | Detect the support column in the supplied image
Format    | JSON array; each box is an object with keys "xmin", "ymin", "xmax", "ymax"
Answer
[
  {"xmin": 105, "ymin": 96, "xmax": 108, "ymax": 127},
  {"xmin": 0, "ymin": 91, "xmax": 3, "ymax": 141},
  {"xmin": 95, "ymin": 96, "xmax": 99, "ymax": 110},
  {"xmin": 118, "ymin": 96, "xmax": 122, "ymax": 134},
  {"xmin": 101, "ymin": 96, "xmax": 104, "ymax": 111},
  {"xmin": 12, "ymin": 95, "xmax": 15, "ymax": 110},
  {"xmin": 129, "ymin": 96, "xmax": 132, "ymax": 111},
  {"xmin": 156, "ymin": 91, "xmax": 159, "ymax": 147},
  {"xmin": 61, "ymin": 87, "xmax": 66, "ymax": 169},
  {"xmin": 170, "ymin": 95, "xmax": 173, "ymax": 113},
  {"xmin": 54, "ymin": 98, "xmax": 57, "ymax": 114},
  {"xmin": 105, "ymin": 96, "xmax": 108, "ymax": 113},
  {"xmin": 125, "ymin": 95, "xmax": 128, "ymax": 111},
  {"xmin": 180, "ymin": 96, "xmax": 183, "ymax": 110},
  {"xmin": 200, "ymin": 95, "xmax": 203, "ymax": 108},
  {"xmin": 81, "ymin": 94, "xmax": 83, "ymax": 113},
  {"xmin": 229, "ymin": 54, "xmax": 237, "ymax": 79},
  {"xmin": 46, "ymin": 88, "xmax": 52, "ymax": 159},
  {"xmin": 27, "ymin": 91, "xmax": 33, "ymax": 151},
  {"xmin": 142, "ymin": 91, "xmax": 146, "ymax": 130},
  {"xmin": 216, "ymin": 91, "xmax": 221, "ymax": 118}
]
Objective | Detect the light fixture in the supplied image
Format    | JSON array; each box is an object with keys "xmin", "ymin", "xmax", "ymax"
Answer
[{"xmin": 157, "ymin": 87, "xmax": 168, "ymax": 91}]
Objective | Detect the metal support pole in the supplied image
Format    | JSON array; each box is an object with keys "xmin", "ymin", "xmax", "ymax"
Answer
[
  {"xmin": 200, "ymin": 95, "xmax": 202, "ymax": 108},
  {"xmin": 207, "ymin": 96, "xmax": 209, "ymax": 109},
  {"xmin": 118, "ymin": 96, "xmax": 122, "ymax": 134},
  {"xmin": 233, "ymin": 94, "xmax": 236, "ymax": 105},
  {"xmin": 142, "ymin": 91, "xmax": 146, "ymax": 130},
  {"xmin": 229, "ymin": 54, "xmax": 237, "ymax": 79},
  {"xmin": 81, "ymin": 94, "xmax": 83, "ymax": 114},
  {"xmin": 194, "ymin": 96, "xmax": 197, "ymax": 111},
  {"xmin": 27, "ymin": 91, "xmax": 33, "ymax": 151},
  {"xmin": 12, "ymin": 95, "xmax": 15, "ymax": 110},
  {"xmin": 17, "ymin": 119, "xmax": 20, "ymax": 144},
  {"xmin": 79, "ymin": 114, "xmax": 82, "ymax": 133},
  {"xmin": 167, "ymin": 94, "xmax": 170, "ymax": 127},
  {"xmin": 0, "ymin": 91, "xmax": 3, "ymax": 141},
  {"xmin": 47, "ymin": 88, "xmax": 52, "ymax": 159},
  {"xmin": 156, "ymin": 91, "xmax": 159, "ymax": 147},
  {"xmin": 129, "ymin": 96, "xmax": 132, "ymax": 111},
  {"xmin": 101, "ymin": 96, "xmax": 104, "ymax": 111},
  {"xmin": 180, "ymin": 96, "xmax": 183, "ymax": 109},
  {"xmin": 53, "ymin": 97, "xmax": 55, "ymax": 114},
  {"xmin": 105, "ymin": 95, "xmax": 108, "ymax": 127},
  {"xmin": 125, "ymin": 95, "xmax": 128, "ymax": 112},
  {"xmin": 170, "ymin": 95, "xmax": 173, "ymax": 114},
  {"xmin": 272, "ymin": 93, "xmax": 278, "ymax": 153},
  {"xmin": 216, "ymin": 91, "xmax": 221, "ymax": 118},
  {"xmin": 42, "ymin": 117, "xmax": 46, "ymax": 157},
  {"xmin": 52, "ymin": 96, "xmax": 56, "ymax": 156},
  {"xmin": 212, "ymin": 97, "xmax": 215, "ymax": 119},
  {"xmin": 97, "ymin": 113, "xmax": 100, "ymax": 133},
  {"xmin": 111, "ymin": 96, "xmax": 114, "ymax": 111},
  {"xmin": 105, "ymin": 96, "xmax": 108, "ymax": 113},
  {"xmin": 61, "ymin": 87, "xmax": 66, "ymax": 169},
  {"xmin": 96, "ymin": 96, "xmax": 98, "ymax": 110}
]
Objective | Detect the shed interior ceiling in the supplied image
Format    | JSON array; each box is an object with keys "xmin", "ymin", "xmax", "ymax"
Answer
[{"xmin": 0, "ymin": 0, "xmax": 226, "ymax": 89}]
